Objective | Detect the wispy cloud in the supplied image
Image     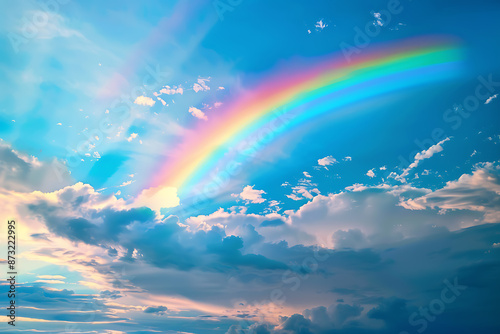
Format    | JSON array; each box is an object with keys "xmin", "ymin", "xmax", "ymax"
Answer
[
  {"xmin": 397, "ymin": 138, "xmax": 451, "ymax": 182},
  {"xmin": 485, "ymin": 94, "xmax": 498, "ymax": 104}
]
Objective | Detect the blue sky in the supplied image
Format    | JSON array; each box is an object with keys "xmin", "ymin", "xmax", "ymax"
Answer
[{"xmin": 0, "ymin": 0, "xmax": 500, "ymax": 333}]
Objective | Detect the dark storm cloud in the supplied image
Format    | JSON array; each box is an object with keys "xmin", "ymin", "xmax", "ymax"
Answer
[
  {"xmin": 27, "ymin": 197, "xmax": 288, "ymax": 272},
  {"xmin": 144, "ymin": 305, "xmax": 168, "ymax": 314},
  {"xmin": 0, "ymin": 143, "xmax": 72, "ymax": 192}
]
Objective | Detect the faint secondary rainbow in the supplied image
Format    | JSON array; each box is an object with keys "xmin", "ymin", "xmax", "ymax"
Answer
[{"xmin": 151, "ymin": 36, "xmax": 463, "ymax": 199}]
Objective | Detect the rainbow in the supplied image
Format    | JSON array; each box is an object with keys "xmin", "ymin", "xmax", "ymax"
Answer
[{"xmin": 151, "ymin": 36, "xmax": 463, "ymax": 199}]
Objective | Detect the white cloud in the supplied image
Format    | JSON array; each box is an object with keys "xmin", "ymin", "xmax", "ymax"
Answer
[
  {"xmin": 315, "ymin": 19, "xmax": 328, "ymax": 31},
  {"xmin": 190, "ymin": 182, "xmax": 473, "ymax": 248},
  {"xmin": 485, "ymin": 94, "xmax": 498, "ymax": 104},
  {"xmin": 345, "ymin": 183, "xmax": 367, "ymax": 192},
  {"xmin": 284, "ymin": 175, "xmax": 321, "ymax": 201},
  {"xmin": 157, "ymin": 97, "xmax": 167, "ymax": 106},
  {"xmin": 268, "ymin": 200, "xmax": 282, "ymax": 212},
  {"xmin": 158, "ymin": 86, "xmax": 183, "ymax": 95},
  {"xmin": 345, "ymin": 184, "xmax": 395, "ymax": 193},
  {"xmin": 343, "ymin": 156, "xmax": 352, "ymax": 162},
  {"xmin": 414, "ymin": 138, "xmax": 450, "ymax": 161},
  {"xmin": 366, "ymin": 169, "xmax": 376, "ymax": 178},
  {"xmin": 318, "ymin": 156, "xmax": 337, "ymax": 169},
  {"xmin": 400, "ymin": 161, "xmax": 500, "ymax": 222},
  {"xmin": 127, "ymin": 133, "xmax": 138, "ymax": 142},
  {"xmin": 296, "ymin": 187, "xmax": 314, "ymax": 199},
  {"xmin": 188, "ymin": 107, "xmax": 208, "ymax": 121},
  {"xmin": 398, "ymin": 137, "xmax": 451, "ymax": 182},
  {"xmin": 286, "ymin": 193, "xmax": 303, "ymax": 201},
  {"xmin": 233, "ymin": 185, "xmax": 266, "ymax": 204},
  {"xmin": 193, "ymin": 78, "xmax": 210, "ymax": 93},
  {"xmin": 283, "ymin": 185, "xmax": 468, "ymax": 247},
  {"xmin": 373, "ymin": 12, "xmax": 384, "ymax": 26},
  {"xmin": 287, "ymin": 186, "xmax": 320, "ymax": 201},
  {"xmin": 134, "ymin": 95, "xmax": 155, "ymax": 107},
  {"xmin": 120, "ymin": 180, "xmax": 133, "ymax": 187}
]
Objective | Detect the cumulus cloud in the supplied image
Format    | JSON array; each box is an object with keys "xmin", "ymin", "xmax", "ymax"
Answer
[
  {"xmin": 185, "ymin": 181, "xmax": 480, "ymax": 249},
  {"xmin": 283, "ymin": 183, "xmax": 481, "ymax": 247},
  {"xmin": 366, "ymin": 169, "xmax": 375, "ymax": 178},
  {"xmin": 2, "ymin": 138, "xmax": 498, "ymax": 334},
  {"xmin": 332, "ymin": 229, "xmax": 367, "ymax": 249},
  {"xmin": 233, "ymin": 185, "xmax": 266, "ymax": 204},
  {"xmin": 189, "ymin": 106, "xmax": 208, "ymax": 120},
  {"xmin": 318, "ymin": 156, "xmax": 337, "ymax": 169},
  {"xmin": 224, "ymin": 222, "xmax": 500, "ymax": 334},
  {"xmin": 401, "ymin": 161, "xmax": 500, "ymax": 222},
  {"xmin": 21, "ymin": 183, "xmax": 285, "ymax": 275},
  {"xmin": 134, "ymin": 95, "xmax": 156, "ymax": 106},
  {"xmin": 3, "ymin": 167, "xmax": 499, "ymax": 334}
]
